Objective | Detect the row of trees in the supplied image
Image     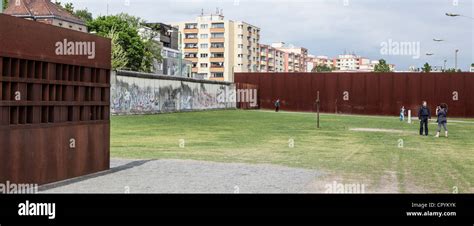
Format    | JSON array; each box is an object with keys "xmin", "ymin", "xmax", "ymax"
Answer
[{"xmin": 55, "ymin": 2, "xmax": 162, "ymax": 73}]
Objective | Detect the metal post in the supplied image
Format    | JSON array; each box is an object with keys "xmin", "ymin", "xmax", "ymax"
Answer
[
  {"xmin": 455, "ymin": 49, "xmax": 459, "ymax": 71},
  {"xmin": 316, "ymin": 91, "xmax": 320, "ymax": 129},
  {"xmin": 408, "ymin": 110, "xmax": 412, "ymax": 124},
  {"xmin": 178, "ymin": 32, "xmax": 183, "ymax": 77},
  {"xmin": 444, "ymin": 60, "xmax": 447, "ymax": 71}
]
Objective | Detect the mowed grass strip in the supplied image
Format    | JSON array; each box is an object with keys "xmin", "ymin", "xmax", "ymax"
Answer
[{"xmin": 111, "ymin": 110, "xmax": 474, "ymax": 193}]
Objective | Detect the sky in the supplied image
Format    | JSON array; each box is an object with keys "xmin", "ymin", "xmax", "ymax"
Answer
[{"xmin": 58, "ymin": 0, "xmax": 473, "ymax": 71}]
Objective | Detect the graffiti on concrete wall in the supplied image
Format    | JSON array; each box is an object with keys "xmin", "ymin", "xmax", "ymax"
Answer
[{"xmin": 111, "ymin": 72, "xmax": 236, "ymax": 115}]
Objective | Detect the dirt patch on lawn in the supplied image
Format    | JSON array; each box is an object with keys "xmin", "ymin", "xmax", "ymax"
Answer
[{"xmin": 350, "ymin": 128, "xmax": 416, "ymax": 134}]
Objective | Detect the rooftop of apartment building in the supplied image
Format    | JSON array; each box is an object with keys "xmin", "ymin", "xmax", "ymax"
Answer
[
  {"xmin": 4, "ymin": 0, "xmax": 85, "ymax": 26},
  {"xmin": 171, "ymin": 10, "xmax": 261, "ymax": 30}
]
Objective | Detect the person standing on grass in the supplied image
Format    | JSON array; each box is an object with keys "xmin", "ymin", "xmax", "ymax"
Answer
[
  {"xmin": 418, "ymin": 101, "xmax": 431, "ymax": 136},
  {"xmin": 275, "ymin": 99, "xmax": 281, "ymax": 112},
  {"xmin": 400, "ymin": 106, "xmax": 406, "ymax": 121},
  {"xmin": 435, "ymin": 103, "xmax": 449, "ymax": 138}
]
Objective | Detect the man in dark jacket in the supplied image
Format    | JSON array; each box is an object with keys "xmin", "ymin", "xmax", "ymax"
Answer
[{"xmin": 418, "ymin": 101, "xmax": 431, "ymax": 136}]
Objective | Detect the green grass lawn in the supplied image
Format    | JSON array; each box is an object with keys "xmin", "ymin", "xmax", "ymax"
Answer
[{"xmin": 111, "ymin": 110, "xmax": 474, "ymax": 193}]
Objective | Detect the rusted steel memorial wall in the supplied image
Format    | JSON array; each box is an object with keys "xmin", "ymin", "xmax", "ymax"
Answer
[
  {"xmin": 235, "ymin": 72, "xmax": 474, "ymax": 118},
  {"xmin": 0, "ymin": 14, "xmax": 111, "ymax": 185}
]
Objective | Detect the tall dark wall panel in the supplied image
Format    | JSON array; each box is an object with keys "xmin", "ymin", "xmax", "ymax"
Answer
[
  {"xmin": 235, "ymin": 72, "xmax": 474, "ymax": 118},
  {"xmin": 0, "ymin": 14, "xmax": 111, "ymax": 185}
]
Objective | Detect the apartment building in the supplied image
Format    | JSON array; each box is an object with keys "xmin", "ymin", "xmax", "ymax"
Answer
[
  {"xmin": 471, "ymin": 63, "xmax": 474, "ymax": 72},
  {"xmin": 259, "ymin": 44, "xmax": 285, "ymax": 72},
  {"xmin": 306, "ymin": 55, "xmax": 334, "ymax": 72},
  {"xmin": 171, "ymin": 14, "xmax": 260, "ymax": 82},
  {"xmin": 271, "ymin": 42, "xmax": 308, "ymax": 72},
  {"xmin": 333, "ymin": 54, "xmax": 395, "ymax": 72}
]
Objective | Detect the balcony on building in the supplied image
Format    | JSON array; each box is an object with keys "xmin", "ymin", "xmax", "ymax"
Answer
[
  {"xmin": 210, "ymin": 62, "xmax": 225, "ymax": 73},
  {"xmin": 210, "ymin": 42, "xmax": 225, "ymax": 53},
  {"xmin": 184, "ymin": 33, "xmax": 199, "ymax": 43},
  {"xmin": 210, "ymin": 23, "xmax": 225, "ymax": 33},
  {"xmin": 184, "ymin": 23, "xmax": 198, "ymax": 33},
  {"xmin": 210, "ymin": 32, "xmax": 225, "ymax": 43}
]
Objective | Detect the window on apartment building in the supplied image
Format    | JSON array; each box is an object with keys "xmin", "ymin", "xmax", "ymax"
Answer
[
  {"xmin": 238, "ymin": 44, "xmax": 243, "ymax": 49},
  {"xmin": 192, "ymin": 63, "xmax": 198, "ymax": 68},
  {"xmin": 200, "ymin": 43, "xmax": 209, "ymax": 49},
  {"xmin": 211, "ymin": 53, "xmax": 224, "ymax": 58},
  {"xmin": 211, "ymin": 33, "xmax": 225, "ymax": 38},
  {"xmin": 212, "ymin": 73, "xmax": 224, "ymax": 78},
  {"xmin": 238, "ymin": 24, "xmax": 244, "ymax": 29},
  {"xmin": 200, "ymin": 34, "xmax": 209, "ymax": 39},
  {"xmin": 200, "ymin": 63, "xmax": 208, "ymax": 68},
  {"xmin": 211, "ymin": 23, "xmax": 225, "ymax": 28},
  {"xmin": 211, "ymin": 43, "xmax": 224, "ymax": 48},
  {"xmin": 200, "ymin": 24, "xmax": 208, "ymax": 29},
  {"xmin": 200, "ymin": 53, "xmax": 209, "ymax": 58},
  {"xmin": 238, "ymin": 54, "xmax": 243, "ymax": 58},
  {"xmin": 185, "ymin": 23, "xmax": 198, "ymax": 29},
  {"xmin": 238, "ymin": 34, "xmax": 244, "ymax": 39}
]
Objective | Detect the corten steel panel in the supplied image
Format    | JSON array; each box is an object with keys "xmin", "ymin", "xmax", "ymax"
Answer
[
  {"xmin": 0, "ymin": 14, "xmax": 111, "ymax": 69},
  {"xmin": 0, "ymin": 15, "xmax": 111, "ymax": 186},
  {"xmin": 421, "ymin": 73, "xmax": 437, "ymax": 115},
  {"xmin": 311, "ymin": 74, "xmax": 327, "ymax": 112},
  {"xmin": 259, "ymin": 74, "xmax": 274, "ymax": 109},
  {"xmin": 284, "ymin": 74, "xmax": 299, "ymax": 111},
  {"xmin": 466, "ymin": 74, "xmax": 474, "ymax": 117},
  {"xmin": 365, "ymin": 74, "xmax": 380, "ymax": 115},
  {"xmin": 272, "ymin": 74, "xmax": 285, "ymax": 109},
  {"xmin": 351, "ymin": 73, "xmax": 366, "ymax": 115},
  {"xmin": 234, "ymin": 72, "xmax": 474, "ymax": 117},
  {"xmin": 447, "ymin": 74, "xmax": 465, "ymax": 117},
  {"xmin": 379, "ymin": 73, "xmax": 394, "ymax": 115},
  {"xmin": 407, "ymin": 74, "xmax": 423, "ymax": 114},
  {"xmin": 338, "ymin": 73, "xmax": 353, "ymax": 114},
  {"xmin": 324, "ymin": 73, "xmax": 338, "ymax": 113},
  {"xmin": 393, "ymin": 73, "xmax": 407, "ymax": 112},
  {"xmin": 297, "ymin": 73, "xmax": 313, "ymax": 112}
]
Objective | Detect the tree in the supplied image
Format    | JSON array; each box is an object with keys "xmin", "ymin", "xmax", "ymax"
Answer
[
  {"xmin": 312, "ymin": 64, "xmax": 333, "ymax": 73},
  {"xmin": 75, "ymin": 9, "xmax": 93, "ymax": 23},
  {"xmin": 106, "ymin": 28, "xmax": 128, "ymax": 70},
  {"xmin": 421, "ymin": 63, "xmax": 432, "ymax": 73},
  {"xmin": 64, "ymin": 2, "xmax": 74, "ymax": 14},
  {"xmin": 88, "ymin": 14, "xmax": 162, "ymax": 72},
  {"xmin": 374, "ymin": 59, "xmax": 392, "ymax": 72},
  {"xmin": 2, "ymin": 0, "xmax": 8, "ymax": 11}
]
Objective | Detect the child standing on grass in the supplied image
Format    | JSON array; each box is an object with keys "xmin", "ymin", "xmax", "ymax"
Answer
[
  {"xmin": 435, "ymin": 103, "xmax": 449, "ymax": 138},
  {"xmin": 400, "ymin": 106, "xmax": 405, "ymax": 121}
]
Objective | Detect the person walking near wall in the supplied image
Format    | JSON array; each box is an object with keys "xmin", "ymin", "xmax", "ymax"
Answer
[
  {"xmin": 418, "ymin": 101, "xmax": 431, "ymax": 136},
  {"xmin": 275, "ymin": 99, "xmax": 281, "ymax": 112},
  {"xmin": 435, "ymin": 103, "xmax": 449, "ymax": 138}
]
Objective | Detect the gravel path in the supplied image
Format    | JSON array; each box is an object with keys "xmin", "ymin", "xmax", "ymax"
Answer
[{"xmin": 40, "ymin": 159, "xmax": 323, "ymax": 193}]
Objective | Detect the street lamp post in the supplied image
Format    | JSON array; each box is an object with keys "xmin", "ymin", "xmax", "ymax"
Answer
[
  {"xmin": 444, "ymin": 59, "xmax": 447, "ymax": 71},
  {"xmin": 455, "ymin": 49, "xmax": 459, "ymax": 71}
]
